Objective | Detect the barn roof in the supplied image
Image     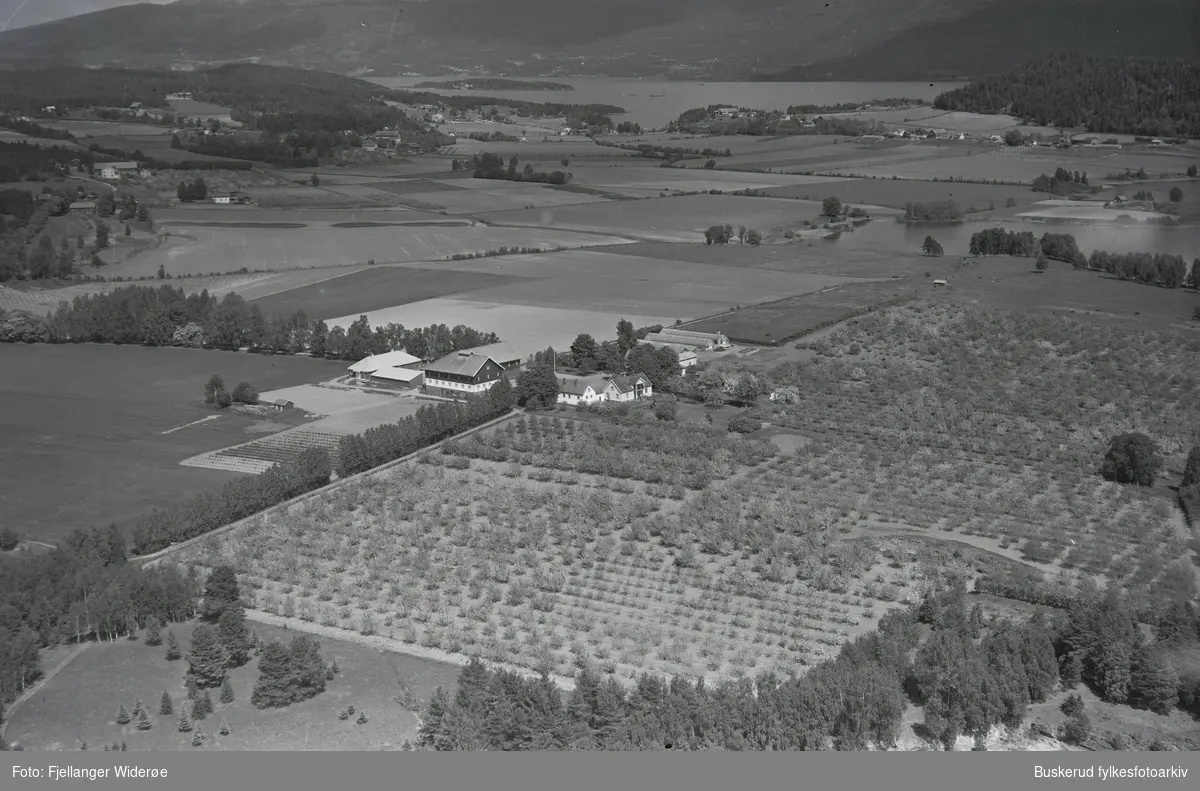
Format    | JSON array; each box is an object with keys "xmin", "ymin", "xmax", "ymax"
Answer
[
  {"xmin": 348, "ymin": 350, "xmax": 423, "ymax": 374},
  {"xmin": 557, "ymin": 375, "xmax": 606, "ymax": 396},
  {"xmin": 425, "ymin": 350, "xmax": 496, "ymax": 377},
  {"xmin": 369, "ymin": 367, "xmax": 424, "ymax": 383}
]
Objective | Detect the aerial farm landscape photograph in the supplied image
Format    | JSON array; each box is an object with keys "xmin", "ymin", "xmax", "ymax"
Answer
[{"xmin": 0, "ymin": 0, "xmax": 1198, "ymax": 763}]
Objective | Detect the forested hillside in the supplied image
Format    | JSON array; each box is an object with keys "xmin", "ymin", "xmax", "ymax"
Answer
[{"xmin": 934, "ymin": 56, "xmax": 1200, "ymax": 137}]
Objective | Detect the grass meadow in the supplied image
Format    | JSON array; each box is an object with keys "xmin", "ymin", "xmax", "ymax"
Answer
[
  {"xmin": 4, "ymin": 620, "xmax": 459, "ymax": 752},
  {"xmin": 0, "ymin": 345, "xmax": 345, "ymax": 543}
]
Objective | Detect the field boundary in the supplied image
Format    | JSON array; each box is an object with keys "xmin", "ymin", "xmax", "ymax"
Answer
[{"xmin": 137, "ymin": 408, "xmax": 520, "ymax": 567}]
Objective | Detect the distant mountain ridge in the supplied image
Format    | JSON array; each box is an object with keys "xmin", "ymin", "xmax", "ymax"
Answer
[{"xmin": 0, "ymin": 0, "xmax": 1194, "ymax": 80}]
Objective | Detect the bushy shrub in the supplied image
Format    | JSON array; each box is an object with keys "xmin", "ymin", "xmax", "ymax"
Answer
[{"xmin": 1101, "ymin": 432, "xmax": 1162, "ymax": 486}]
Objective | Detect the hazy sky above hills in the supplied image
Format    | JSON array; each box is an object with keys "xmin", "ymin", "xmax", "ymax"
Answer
[{"xmin": 0, "ymin": 0, "xmax": 172, "ymax": 31}]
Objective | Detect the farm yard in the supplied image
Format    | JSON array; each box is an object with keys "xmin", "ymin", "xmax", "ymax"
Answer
[
  {"xmin": 0, "ymin": 345, "xmax": 346, "ymax": 544},
  {"xmin": 165, "ymin": 298, "xmax": 1200, "ymax": 694},
  {"xmin": 2, "ymin": 620, "xmax": 458, "ymax": 752}
]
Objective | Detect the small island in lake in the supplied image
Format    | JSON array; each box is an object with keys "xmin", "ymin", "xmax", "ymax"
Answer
[{"xmin": 413, "ymin": 78, "xmax": 574, "ymax": 91}]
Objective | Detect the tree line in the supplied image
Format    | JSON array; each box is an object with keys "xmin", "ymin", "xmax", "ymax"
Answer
[
  {"xmin": 1032, "ymin": 169, "xmax": 1090, "ymax": 196},
  {"xmin": 416, "ymin": 584, "xmax": 1066, "ymax": 751},
  {"xmin": 471, "ymin": 153, "xmax": 571, "ymax": 185},
  {"xmin": 0, "ymin": 285, "xmax": 500, "ymax": 362},
  {"xmin": 1084, "ymin": 250, "xmax": 1197, "ymax": 289},
  {"xmin": 134, "ymin": 383, "xmax": 516, "ymax": 554},
  {"xmin": 0, "ymin": 140, "xmax": 87, "ymax": 183},
  {"xmin": 0, "ymin": 526, "xmax": 199, "ymax": 717},
  {"xmin": 904, "ymin": 200, "xmax": 964, "ymax": 223},
  {"xmin": 969, "ymin": 228, "xmax": 1038, "ymax": 257},
  {"xmin": 933, "ymin": 55, "xmax": 1200, "ymax": 138},
  {"xmin": 336, "ymin": 378, "xmax": 515, "ymax": 477},
  {"xmin": 419, "ymin": 577, "xmax": 1200, "ymax": 751}
]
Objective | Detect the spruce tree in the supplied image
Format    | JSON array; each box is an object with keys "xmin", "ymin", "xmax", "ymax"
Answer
[
  {"xmin": 121, "ymin": 742, "xmax": 127, "ymax": 752},
  {"xmin": 356, "ymin": 711, "xmax": 368, "ymax": 725},
  {"xmin": 191, "ymin": 730, "xmax": 203, "ymax": 747},
  {"xmin": 178, "ymin": 710, "xmax": 192, "ymax": 733},
  {"xmin": 137, "ymin": 709, "xmax": 152, "ymax": 731},
  {"xmin": 187, "ymin": 624, "xmax": 229, "ymax": 688},
  {"xmin": 1183, "ymin": 445, "xmax": 1200, "ymax": 489},
  {"xmin": 185, "ymin": 676, "xmax": 199, "ymax": 700},
  {"xmin": 144, "ymin": 615, "xmax": 162, "ymax": 646},
  {"xmin": 217, "ymin": 606, "xmax": 252, "ymax": 668},
  {"xmin": 220, "ymin": 678, "xmax": 234, "ymax": 704},
  {"xmin": 116, "ymin": 704, "xmax": 131, "ymax": 725},
  {"xmin": 160, "ymin": 691, "xmax": 173, "ymax": 716},
  {"xmin": 251, "ymin": 641, "xmax": 294, "ymax": 709},
  {"xmin": 191, "ymin": 696, "xmax": 207, "ymax": 721},
  {"xmin": 203, "ymin": 565, "xmax": 241, "ymax": 618},
  {"xmin": 165, "ymin": 630, "xmax": 181, "ymax": 661},
  {"xmin": 219, "ymin": 720, "xmax": 230, "ymax": 736},
  {"xmin": 131, "ymin": 699, "xmax": 143, "ymax": 718}
]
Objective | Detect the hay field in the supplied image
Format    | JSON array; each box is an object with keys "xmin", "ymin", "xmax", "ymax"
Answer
[
  {"xmin": 252, "ymin": 265, "xmax": 532, "ymax": 319},
  {"xmin": 307, "ymin": 248, "xmax": 860, "ymax": 357},
  {"xmin": 0, "ymin": 345, "xmax": 345, "ymax": 543},
  {"xmin": 109, "ymin": 223, "xmax": 631, "ymax": 279},
  {"xmin": 818, "ymin": 146, "xmax": 1134, "ymax": 182},
  {"xmin": 442, "ymin": 139, "xmax": 637, "ymax": 159},
  {"xmin": 327, "ymin": 297, "xmax": 671, "ymax": 360},
  {"xmin": 48, "ymin": 120, "xmax": 174, "ymax": 138},
  {"xmin": 476, "ymin": 193, "xmax": 878, "ymax": 242},
  {"xmin": 762, "ymin": 177, "xmax": 1037, "ymax": 210},
  {"xmin": 566, "ymin": 166, "xmax": 849, "ymax": 196},
  {"xmin": 686, "ymin": 279, "xmax": 920, "ymax": 344},
  {"xmin": 408, "ymin": 181, "xmax": 614, "ymax": 213}
]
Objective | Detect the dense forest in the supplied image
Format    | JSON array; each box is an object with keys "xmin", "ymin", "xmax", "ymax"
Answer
[
  {"xmin": 0, "ymin": 527, "xmax": 199, "ymax": 714},
  {"xmin": 969, "ymin": 228, "xmax": 1038, "ymax": 257},
  {"xmin": 0, "ymin": 285, "xmax": 501, "ymax": 361},
  {"xmin": 1085, "ymin": 250, "xmax": 1197, "ymax": 288},
  {"xmin": 934, "ymin": 56, "xmax": 1200, "ymax": 137},
  {"xmin": 417, "ymin": 583, "xmax": 1200, "ymax": 750},
  {"xmin": 471, "ymin": 152, "xmax": 571, "ymax": 185},
  {"xmin": 0, "ymin": 140, "xmax": 87, "ymax": 182}
]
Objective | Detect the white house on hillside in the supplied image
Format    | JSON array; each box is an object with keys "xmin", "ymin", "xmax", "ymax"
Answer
[
  {"xmin": 556, "ymin": 375, "xmax": 608, "ymax": 406},
  {"xmin": 96, "ymin": 162, "xmax": 141, "ymax": 180},
  {"xmin": 602, "ymin": 373, "xmax": 652, "ymax": 402}
]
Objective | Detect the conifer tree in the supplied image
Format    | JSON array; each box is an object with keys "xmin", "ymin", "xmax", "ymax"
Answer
[
  {"xmin": 220, "ymin": 678, "xmax": 234, "ymax": 704},
  {"xmin": 357, "ymin": 711, "xmax": 368, "ymax": 725},
  {"xmin": 217, "ymin": 606, "xmax": 252, "ymax": 668},
  {"xmin": 165, "ymin": 630, "xmax": 181, "ymax": 661},
  {"xmin": 137, "ymin": 709, "xmax": 152, "ymax": 731},
  {"xmin": 203, "ymin": 565, "xmax": 241, "ymax": 618},
  {"xmin": 219, "ymin": 720, "xmax": 230, "ymax": 736},
  {"xmin": 116, "ymin": 704, "xmax": 131, "ymax": 725},
  {"xmin": 144, "ymin": 615, "xmax": 162, "ymax": 646},
  {"xmin": 131, "ymin": 699, "xmax": 143, "ymax": 718},
  {"xmin": 160, "ymin": 691, "xmax": 173, "ymax": 716},
  {"xmin": 187, "ymin": 624, "xmax": 229, "ymax": 688},
  {"xmin": 185, "ymin": 676, "xmax": 199, "ymax": 700},
  {"xmin": 178, "ymin": 710, "xmax": 192, "ymax": 733},
  {"xmin": 191, "ymin": 730, "xmax": 203, "ymax": 747}
]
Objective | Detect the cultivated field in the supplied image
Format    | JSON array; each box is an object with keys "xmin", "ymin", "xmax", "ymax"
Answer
[
  {"xmin": 762, "ymin": 177, "xmax": 1037, "ymax": 211},
  {"xmin": 0, "ymin": 345, "xmax": 345, "ymax": 543},
  {"xmin": 312, "ymin": 249, "xmax": 862, "ymax": 357},
  {"xmin": 476, "ymin": 193, "xmax": 899, "ymax": 242},
  {"xmin": 685, "ymin": 279, "xmax": 921, "ymax": 344},
  {"xmin": 101, "ymin": 219, "xmax": 634, "ymax": 279},
  {"xmin": 252, "ymin": 265, "xmax": 532, "ymax": 319},
  {"xmin": 175, "ymin": 416, "xmax": 910, "ymax": 684},
  {"xmin": 164, "ymin": 296, "xmax": 1200, "ymax": 691},
  {"xmin": 3, "ymin": 620, "xmax": 458, "ymax": 752}
]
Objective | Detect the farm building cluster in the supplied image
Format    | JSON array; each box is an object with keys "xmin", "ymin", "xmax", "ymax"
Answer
[{"xmin": 345, "ymin": 329, "xmax": 727, "ymax": 404}]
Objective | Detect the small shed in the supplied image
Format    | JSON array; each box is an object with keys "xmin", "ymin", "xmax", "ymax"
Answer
[
  {"xmin": 932, "ymin": 279, "xmax": 948, "ymax": 287},
  {"xmin": 268, "ymin": 398, "xmax": 294, "ymax": 411}
]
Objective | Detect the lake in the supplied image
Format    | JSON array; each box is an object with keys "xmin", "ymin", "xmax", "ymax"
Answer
[
  {"xmin": 369, "ymin": 77, "xmax": 966, "ymax": 129},
  {"xmin": 835, "ymin": 219, "xmax": 1200, "ymax": 260}
]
